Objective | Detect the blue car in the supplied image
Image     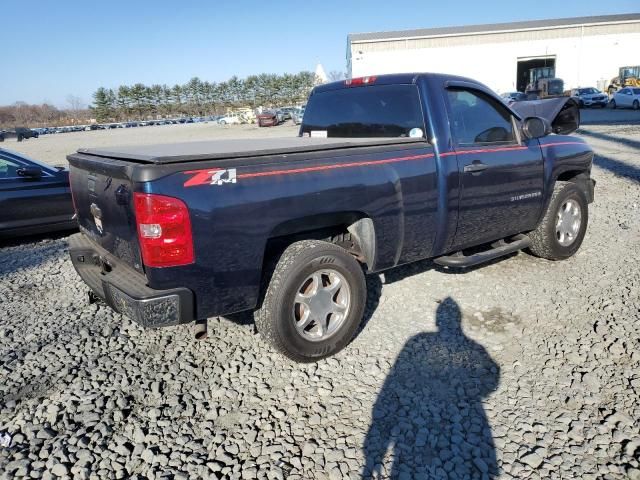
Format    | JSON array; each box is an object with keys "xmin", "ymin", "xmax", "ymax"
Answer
[{"xmin": 0, "ymin": 148, "xmax": 75, "ymax": 238}]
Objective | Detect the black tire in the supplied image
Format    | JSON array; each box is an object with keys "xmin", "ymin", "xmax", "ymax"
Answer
[
  {"xmin": 527, "ymin": 181, "xmax": 588, "ymax": 260},
  {"xmin": 611, "ymin": 99, "xmax": 617, "ymax": 109},
  {"xmin": 633, "ymin": 100, "xmax": 639, "ymax": 110},
  {"xmin": 578, "ymin": 100, "xmax": 584, "ymax": 108},
  {"xmin": 255, "ymin": 240, "xmax": 366, "ymax": 362}
]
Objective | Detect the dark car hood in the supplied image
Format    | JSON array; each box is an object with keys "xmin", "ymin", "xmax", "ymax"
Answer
[{"xmin": 511, "ymin": 97, "xmax": 580, "ymax": 135}]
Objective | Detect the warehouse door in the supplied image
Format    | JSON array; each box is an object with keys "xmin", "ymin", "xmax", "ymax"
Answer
[{"xmin": 516, "ymin": 56, "xmax": 556, "ymax": 92}]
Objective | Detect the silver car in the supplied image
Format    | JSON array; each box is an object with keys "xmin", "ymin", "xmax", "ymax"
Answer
[
  {"xmin": 571, "ymin": 87, "xmax": 608, "ymax": 108},
  {"xmin": 291, "ymin": 107, "xmax": 305, "ymax": 125}
]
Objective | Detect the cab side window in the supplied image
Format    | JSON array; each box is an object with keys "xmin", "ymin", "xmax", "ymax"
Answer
[{"xmin": 447, "ymin": 88, "xmax": 516, "ymax": 146}]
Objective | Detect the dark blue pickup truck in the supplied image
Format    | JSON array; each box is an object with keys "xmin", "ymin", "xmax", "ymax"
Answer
[{"xmin": 67, "ymin": 73, "xmax": 594, "ymax": 361}]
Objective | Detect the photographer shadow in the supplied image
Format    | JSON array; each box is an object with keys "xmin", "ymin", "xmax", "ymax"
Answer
[{"xmin": 362, "ymin": 297, "xmax": 500, "ymax": 479}]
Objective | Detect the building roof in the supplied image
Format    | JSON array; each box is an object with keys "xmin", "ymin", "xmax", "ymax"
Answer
[{"xmin": 349, "ymin": 13, "xmax": 640, "ymax": 43}]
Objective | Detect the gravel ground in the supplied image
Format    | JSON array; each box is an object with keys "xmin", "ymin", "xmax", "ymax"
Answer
[{"xmin": 0, "ymin": 123, "xmax": 639, "ymax": 479}]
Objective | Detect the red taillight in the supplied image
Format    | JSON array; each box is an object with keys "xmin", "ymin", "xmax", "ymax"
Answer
[
  {"xmin": 133, "ymin": 193, "xmax": 194, "ymax": 268},
  {"xmin": 344, "ymin": 76, "xmax": 377, "ymax": 87}
]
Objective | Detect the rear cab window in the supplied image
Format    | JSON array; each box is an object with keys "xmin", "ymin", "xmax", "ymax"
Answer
[{"xmin": 301, "ymin": 84, "xmax": 425, "ymax": 138}]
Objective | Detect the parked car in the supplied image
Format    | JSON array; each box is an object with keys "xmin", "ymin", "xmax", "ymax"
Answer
[
  {"xmin": 67, "ymin": 73, "xmax": 593, "ymax": 362},
  {"xmin": 256, "ymin": 110, "xmax": 280, "ymax": 127},
  {"xmin": 217, "ymin": 115, "xmax": 241, "ymax": 125},
  {"xmin": 0, "ymin": 148, "xmax": 76, "ymax": 238},
  {"xmin": 278, "ymin": 107, "xmax": 295, "ymax": 120},
  {"xmin": 274, "ymin": 110, "xmax": 287, "ymax": 123},
  {"xmin": 571, "ymin": 87, "xmax": 608, "ymax": 108},
  {"xmin": 610, "ymin": 87, "xmax": 640, "ymax": 110},
  {"xmin": 291, "ymin": 107, "xmax": 305, "ymax": 125},
  {"xmin": 500, "ymin": 92, "xmax": 527, "ymax": 104},
  {"xmin": 14, "ymin": 127, "xmax": 39, "ymax": 142}
]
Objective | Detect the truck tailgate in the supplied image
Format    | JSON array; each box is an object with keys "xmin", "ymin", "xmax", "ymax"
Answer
[{"xmin": 68, "ymin": 154, "xmax": 144, "ymax": 274}]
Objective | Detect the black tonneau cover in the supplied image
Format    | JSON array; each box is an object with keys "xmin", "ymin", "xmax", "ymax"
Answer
[{"xmin": 77, "ymin": 137, "xmax": 423, "ymax": 164}]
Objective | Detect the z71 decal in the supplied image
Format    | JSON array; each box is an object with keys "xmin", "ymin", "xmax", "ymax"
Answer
[{"xmin": 184, "ymin": 168, "xmax": 237, "ymax": 187}]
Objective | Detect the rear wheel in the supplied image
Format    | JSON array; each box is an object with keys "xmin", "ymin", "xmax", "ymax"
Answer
[
  {"xmin": 527, "ymin": 181, "xmax": 588, "ymax": 260},
  {"xmin": 255, "ymin": 240, "xmax": 366, "ymax": 362},
  {"xmin": 611, "ymin": 99, "xmax": 617, "ymax": 109}
]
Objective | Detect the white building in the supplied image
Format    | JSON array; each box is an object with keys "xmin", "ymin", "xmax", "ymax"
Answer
[{"xmin": 347, "ymin": 14, "xmax": 640, "ymax": 93}]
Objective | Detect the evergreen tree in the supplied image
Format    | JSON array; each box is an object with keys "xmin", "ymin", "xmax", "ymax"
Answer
[
  {"xmin": 91, "ymin": 70, "xmax": 318, "ymax": 119},
  {"xmin": 92, "ymin": 87, "xmax": 114, "ymax": 122}
]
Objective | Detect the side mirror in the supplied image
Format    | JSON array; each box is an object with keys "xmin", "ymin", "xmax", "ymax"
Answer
[
  {"xmin": 17, "ymin": 166, "xmax": 43, "ymax": 178},
  {"xmin": 522, "ymin": 116, "xmax": 551, "ymax": 139}
]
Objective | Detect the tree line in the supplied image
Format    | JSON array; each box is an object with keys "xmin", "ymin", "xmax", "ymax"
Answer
[
  {"xmin": 92, "ymin": 72, "xmax": 319, "ymax": 122},
  {"xmin": 0, "ymin": 102, "xmax": 91, "ymax": 129}
]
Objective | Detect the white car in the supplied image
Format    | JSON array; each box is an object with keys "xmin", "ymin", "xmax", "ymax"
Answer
[
  {"xmin": 218, "ymin": 115, "xmax": 241, "ymax": 125},
  {"xmin": 571, "ymin": 87, "xmax": 608, "ymax": 108},
  {"xmin": 611, "ymin": 87, "xmax": 640, "ymax": 110}
]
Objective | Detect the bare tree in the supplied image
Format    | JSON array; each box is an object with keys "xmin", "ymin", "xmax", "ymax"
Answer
[
  {"xmin": 66, "ymin": 95, "xmax": 84, "ymax": 122},
  {"xmin": 328, "ymin": 70, "xmax": 346, "ymax": 82}
]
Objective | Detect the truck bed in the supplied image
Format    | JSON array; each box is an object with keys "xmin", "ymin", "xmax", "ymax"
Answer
[{"xmin": 77, "ymin": 137, "xmax": 423, "ymax": 164}]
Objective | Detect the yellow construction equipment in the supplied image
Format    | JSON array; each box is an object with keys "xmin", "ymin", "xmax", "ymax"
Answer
[{"xmin": 606, "ymin": 66, "xmax": 640, "ymax": 95}]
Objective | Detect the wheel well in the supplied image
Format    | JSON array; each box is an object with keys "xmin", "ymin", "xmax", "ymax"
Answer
[
  {"xmin": 557, "ymin": 170, "xmax": 586, "ymax": 182},
  {"xmin": 555, "ymin": 170, "xmax": 593, "ymax": 202},
  {"xmin": 263, "ymin": 214, "xmax": 375, "ymax": 272}
]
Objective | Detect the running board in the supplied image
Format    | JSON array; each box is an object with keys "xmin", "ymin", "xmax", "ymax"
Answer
[{"xmin": 434, "ymin": 234, "xmax": 532, "ymax": 268}]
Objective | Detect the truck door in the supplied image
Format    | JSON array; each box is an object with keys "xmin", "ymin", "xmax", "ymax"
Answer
[{"xmin": 445, "ymin": 87, "xmax": 544, "ymax": 249}]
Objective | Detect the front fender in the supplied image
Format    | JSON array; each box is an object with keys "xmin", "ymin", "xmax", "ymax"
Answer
[{"xmin": 537, "ymin": 136, "xmax": 594, "ymax": 224}]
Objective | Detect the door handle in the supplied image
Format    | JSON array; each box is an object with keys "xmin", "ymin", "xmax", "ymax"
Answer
[{"xmin": 463, "ymin": 160, "xmax": 489, "ymax": 174}]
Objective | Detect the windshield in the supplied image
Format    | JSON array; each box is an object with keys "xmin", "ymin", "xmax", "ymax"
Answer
[
  {"xmin": 578, "ymin": 88, "xmax": 598, "ymax": 94},
  {"xmin": 301, "ymin": 84, "xmax": 424, "ymax": 138},
  {"xmin": 621, "ymin": 66, "xmax": 640, "ymax": 78},
  {"xmin": 548, "ymin": 80, "xmax": 564, "ymax": 96}
]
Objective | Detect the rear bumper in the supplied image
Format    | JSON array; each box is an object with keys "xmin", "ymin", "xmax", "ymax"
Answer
[{"xmin": 68, "ymin": 233, "xmax": 194, "ymax": 328}]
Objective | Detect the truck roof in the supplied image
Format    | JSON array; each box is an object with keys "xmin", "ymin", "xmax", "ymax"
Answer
[{"xmin": 73, "ymin": 137, "xmax": 423, "ymax": 164}]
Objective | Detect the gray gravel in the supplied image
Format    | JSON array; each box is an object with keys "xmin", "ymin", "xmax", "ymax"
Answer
[{"xmin": 1, "ymin": 124, "xmax": 639, "ymax": 479}]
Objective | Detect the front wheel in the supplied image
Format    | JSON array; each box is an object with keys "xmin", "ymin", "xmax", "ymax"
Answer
[
  {"xmin": 527, "ymin": 181, "xmax": 588, "ymax": 260},
  {"xmin": 255, "ymin": 240, "xmax": 366, "ymax": 362},
  {"xmin": 633, "ymin": 100, "xmax": 639, "ymax": 110},
  {"xmin": 611, "ymin": 99, "xmax": 617, "ymax": 109}
]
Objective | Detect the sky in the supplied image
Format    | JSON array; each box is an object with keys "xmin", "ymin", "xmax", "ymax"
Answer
[{"xmin": 2, "ymin": 0, "xmax": 638, "ymax": 107}]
